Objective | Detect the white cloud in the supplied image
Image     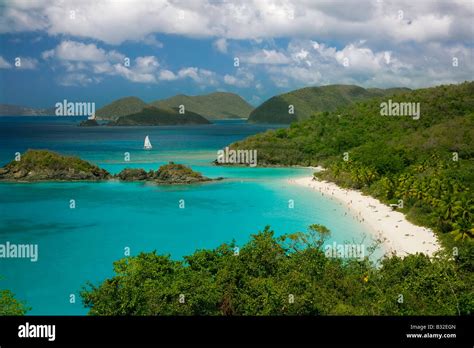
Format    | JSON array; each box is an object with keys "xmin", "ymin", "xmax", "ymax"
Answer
[
  {"xmin": 134, "ymin": 56, "xmax": 160, "ymax": 73},
  {"xmin": 142, "ymin": 34, "xmax": 164, "ymax": 48},
  {"xmin": 224, "ymin": 69, "xmax": 254, "ymax": 87},
  {"xmin": 251, "ymin": 95, "xmax": 261, "ymax": 105},
  {"xmin": 0, "ymin": 56, "xmax": 12, "ymax": 69},
  {"xmin": 2, "ymin": 1, "xmax": 471, "ymax": 90},
  {"xmin": 1, "ymin": 0, "xmax": 471, "ymax": 47},
  {"xmin": 15, "ymin": 57, "xmax": 38, "ymax": 69},
  {"xmin": 177, "ymin": 67, "xmax": 218, "ymax": 86},
  {"xmin": 41, "ymin": 39, "xmax": 222, "ymax": 87},
  {"xmin": 42, "ymin": 40, "xmax": 159, "ymax": 85},
  {"xmin": 158, "ymin": 69, "xmax": 177, "ymax": 81},
  {"xmin": 58, "ymin": 73, "xmax": 102, "ymax": 86},
  {"xmin": 43, "ymin": 40, "xmax": 108, "ymax": 62},
  {"xmin": 257, "ymin": 38, "xmax": 473, "ymax": 90},
  {"xmin": 242, "ymin": 49, "xmax": 291, "ymax": 65},
  {"xmin": 213, "ymin": 38, "xmax": 228, "ymax": 53},
  {"xmin": 113, "ymin": 63, "xmax": 157, "ymax": 83}
]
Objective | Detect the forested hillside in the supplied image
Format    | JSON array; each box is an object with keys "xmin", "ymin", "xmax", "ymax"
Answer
[
  {"xmin": 152, "ymin": 92, "xmax": 254, "ymax": 120},
  {"xmin": 247, "ymin": 84, "xmax": 410, "ymax": 124},
  {"xmin": 95, "ymin": 96, "xmax": 147, "ymax": 120},
  {"xmin": 231, "ymin": 82, "xmax": 474, "ymax": 243}
]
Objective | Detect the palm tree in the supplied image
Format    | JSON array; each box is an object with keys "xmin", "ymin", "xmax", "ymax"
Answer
[
  {"xmin": 437, "ymin": 197, "xmax": 460, "ymax": 222},
  {"xmin": 452, "ymin": 196, "xmax": 473, "ymax": 222},
  {"xmin": 450, "ymin": 218, "xmax": 474, "ymax": 241},
  {"xmin": 380, "ymin": 177, "xmax": 394, "ymax": 199}
]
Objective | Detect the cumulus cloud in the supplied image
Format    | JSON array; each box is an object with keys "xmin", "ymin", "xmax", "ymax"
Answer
[
  {"xmin": 41, "ymin": 39, "xmax": 221, "ymax": 86},
  {"xmin": 42, "ymin": 40, "xmax": 109, "ymax": 62},
  {"xmin": 242, "ymin": 49, "xmax": 291, "ymax": 65},
  {"xmin": 142, "ymin": 34, "xmax": 164, "ymax": 48},
  {"xmin": 1, "ymin": 0, "xmax": 472, "ymax": 47},
  {"xmin": 113, "ymin": 63, "xmax": 157, "ymax": 83},
  {"xmin": 58, "ymin": 73, "xmax": 102, "ymax": 86},
  {"xmin": 224, "ymin": 69, "xmax": 255, "ymax": 87},
  {"xmin": 213, "ymin": 38, "xmax": 228, "ymax": 53},
  {"xmin": 15, "ymin": 57, "xmax": 39, "ymax": 69},
  {"xmin": 177, "ymin": 67, "xmax": 218, "ymax": 86},
  {"xmin": 2, "ymin": 1, "xmax": 472, "ymax": 89},
  {"xmin": 255, "ymin": 38, "xmax": 473, "ymax": 89},
  {"xmin": 0, "ymin": 56, "xmax": 12, "ymax": 69},
  {"xmin": 158, "ymin": 69, "xmax": 177, "ymax": 81}
]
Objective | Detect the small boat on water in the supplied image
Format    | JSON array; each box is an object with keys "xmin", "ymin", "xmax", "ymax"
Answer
[{"xmin": 144, "ymin": 135, "xmax": 152, "ymax": 150}]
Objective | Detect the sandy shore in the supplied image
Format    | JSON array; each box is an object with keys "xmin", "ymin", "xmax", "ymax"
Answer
[{"xmin": 290, "ymin": 176, "xmax": 441, "ymax": 257}]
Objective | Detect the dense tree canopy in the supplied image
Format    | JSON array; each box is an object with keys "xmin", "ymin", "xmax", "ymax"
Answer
[
  {"xmin": 81, "ymin": 226, "xmax": 473, "ymax": 316},
  {"xmin": 0, "ymin": 288, "xmax": 30, "ymax": 315}
]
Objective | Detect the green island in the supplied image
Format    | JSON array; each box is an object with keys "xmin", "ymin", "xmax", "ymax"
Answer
[
  {"xmin": 95, "ymin": 96, "xmax": 148, "ymax": 121},
  {"xmin": 107, "ymin": 106, "xmax": 211, "ymax": 126},
  {"xmin": 151, "ymin": 92, "xmax": 253, "ymax": 120},
  {"xmin": 78, "ymin": 119, "xmax": 100, "ymax": 127},
  {"xmin": 95, "ymin": 92, "xmax": 253, "ymax": 122},
  {"xmin": 117, "ymin": 162, "xmax": 221, "ymax": 184},
  {"xmin": 0, "ymin": 149, "xmax": 111, "ymax": 181},
  {"xmin": 0, "ymin": 150, "xmax": 215, "ymax": 184},
  {"xmin": 247, "ymin": 84, "xmax": 410, "ymax": 124}
]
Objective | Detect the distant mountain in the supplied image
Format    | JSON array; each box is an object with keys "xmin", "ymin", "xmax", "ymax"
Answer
[
  {"xmin": 151, "ymin": 92, "xmax": 254, "ymax": 120},
  {"xmin": 0, "ymin": 104, "xmax": 55, "ymax": 116},
  {"xmin": 247, "ymin": 85, "xmax": 410, "ymax": 124},
  {"xmin": 95, "ymin": 97, "xmax": 147, "ymax": 120},
  {"xmin": 107, "ymin": 106, "xmax": 211, "ymax": 126}
]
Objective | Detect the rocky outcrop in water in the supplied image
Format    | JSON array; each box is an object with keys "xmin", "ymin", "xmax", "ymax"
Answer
[
  {"xmin": 116, "ymin": 162, "xmax": 220, "ymax": 184},
  {"xmin": 0, "ymin": 150, "xmax": 111, "ymax": 181},
  {"xmin": 78, "ymin": 119, "xmax": 99, "ymax": 127},
  {"xmin": 0, "ymin": 150, "xmax": 221, "ymax": 184},
  {"xmin": 115, "ymin": 168, "xmax": 150, "ymax": 181}
]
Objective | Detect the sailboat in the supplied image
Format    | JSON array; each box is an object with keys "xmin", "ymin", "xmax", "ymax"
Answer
[{"xmin": 144, "ymin": 135, "xmax": 152, "ymax": 150}]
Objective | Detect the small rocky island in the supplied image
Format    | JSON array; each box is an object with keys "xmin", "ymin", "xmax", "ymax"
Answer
[
  {"xmin": 117, "ymin": 162, "xmax": 218, "ymax": 184},
  {"xmin": 78, "ymin": 119, "xmax": 99, "ymax": 127},
  {"xmin": 0, "ymin": 150, "xmax": 218, "ymax": 184},
  {"xmin": 0, "ymin": 150, "xmax": 111, "ymax": 181}
]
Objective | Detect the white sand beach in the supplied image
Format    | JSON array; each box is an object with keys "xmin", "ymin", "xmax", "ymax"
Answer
[{"xmin": 290, "ymin": 176, "xmax": 441, "ymax": 257}]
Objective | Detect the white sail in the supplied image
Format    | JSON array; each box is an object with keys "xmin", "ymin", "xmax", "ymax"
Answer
[{"xmin": 144, "ymin": 135, "xmax": 152, "ymax": 150}]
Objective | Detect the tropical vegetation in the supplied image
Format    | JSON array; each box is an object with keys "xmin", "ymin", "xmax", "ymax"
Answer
[
  {"xmin": 0, "ymin": 288, "xmax": 30, "ymax": 315},
  {"xmin": 95, "ymin": 96, "xmax": 148, "ymax": 120},
  {"xmin": 231, "ymin": 82, "xmax": 474, "ymax": 245},
  {"xmin": 152, "ymin": 92, "xmax": 254, "ymax": 120},
  {"xmin": 247, "ymin": 84, "xmax": 410, "ymax": 123},
  {"xmin": 81, "ymin": 225, "xmax": 473, "ymax": 315}
]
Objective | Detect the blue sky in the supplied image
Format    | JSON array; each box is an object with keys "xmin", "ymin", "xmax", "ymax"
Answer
[{"xmin": 0, "ymin": 0, "xmax": 472, "ymax": 108}]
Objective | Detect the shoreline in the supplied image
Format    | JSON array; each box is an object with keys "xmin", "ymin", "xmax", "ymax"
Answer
[{"xmin": 289, "ymin": 176, "xmax": 441, "ymax": 257}]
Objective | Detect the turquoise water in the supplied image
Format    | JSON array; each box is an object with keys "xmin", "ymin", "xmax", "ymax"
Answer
[{"xmin": 0, "ymin": 117, "xmax": 373, "ymax": 315}]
